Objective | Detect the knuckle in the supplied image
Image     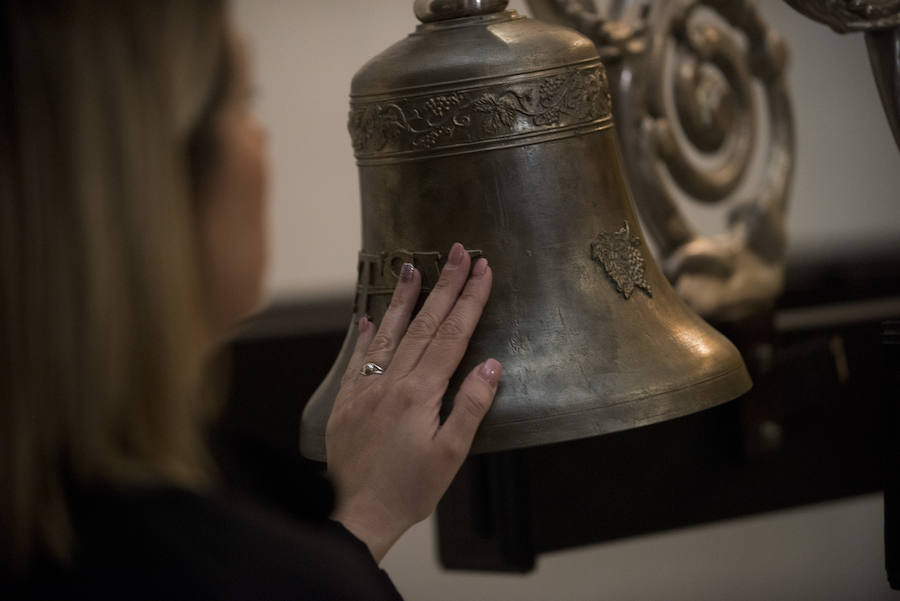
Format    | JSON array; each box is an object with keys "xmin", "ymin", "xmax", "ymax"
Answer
[
  {"xmin": 367, "ymin": 332, "xmax": 395, "ymax": 354},
  {"xmin": 458, "ymin": 389, "xmax": 491, "ymax": 422},
  {"xmin": 436, "ymin": 314, "xmax": 469, "ymax": 340},
  {"xmin": 441, "ymin": 435, "xmax": 468, "ymax": 462},
  {"xmin": 431, "ymin": 275, "xmax": 451, "ymax": 293},
  {"xmin": 388, "ymin": 291, "xmax": 409, "ymax": 309},
  {"xmin": 386, "ymin": 378, "xmax": 420, "ymax": 410},
  {"xmin": 353, "ymin": 335, "xmax": 371, "ymax": 356},
  {"xmin": 458, "ymin": 288, "xmax": 484, "ymax": 306},
  {"xmin": 407, "ymin": 311, "xmax": 440, "ymax": 339}
]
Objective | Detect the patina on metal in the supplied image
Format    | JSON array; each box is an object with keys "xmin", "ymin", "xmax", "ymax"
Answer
[{"xmin": 300, "ymin": 0, "xmax": 752, "ymax": 461}]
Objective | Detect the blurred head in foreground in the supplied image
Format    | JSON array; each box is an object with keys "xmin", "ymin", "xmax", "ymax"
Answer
[{"xmin": 0, "ymin": 0, "xmax": 268, "ymax": 568}]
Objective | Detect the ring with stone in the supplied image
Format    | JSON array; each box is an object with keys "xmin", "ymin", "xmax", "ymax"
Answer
[{"xmin": 360, "ymin": 362, "xmax": 386, "ymax": 376}]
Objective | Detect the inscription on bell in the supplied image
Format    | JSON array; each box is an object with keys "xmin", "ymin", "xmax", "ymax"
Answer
[
  {"xmin": 590, "ymin": 221, "xmax": 653, "ymax": 300},
  {"xmin": 355, "ymin": 248, "xmax": 484, "ymax": 315}
]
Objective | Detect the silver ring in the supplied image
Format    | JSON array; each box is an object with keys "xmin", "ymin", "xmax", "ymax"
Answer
[{"xmin": 360, "ymin": 362, "xmax": 385, "ymax": 376}]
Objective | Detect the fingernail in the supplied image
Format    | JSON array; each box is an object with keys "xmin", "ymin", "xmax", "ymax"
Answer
[
  {"xmin": 447, "ymin": 243, "xmax": 465, "ymax": 267},
  {"xmin": 472, "ymin": 258, "xmax": 488, "ymax": 277},
  {"xmin": 400, "ymin": 262, "xmax": 415, "ymax": 282},
  {"xmin": 479, "ymin": 358, "xmax": 502, "ymax": 384},
  {"xmin": 358, "ymin": 316, "xmax": 369, "ymax": 333}
]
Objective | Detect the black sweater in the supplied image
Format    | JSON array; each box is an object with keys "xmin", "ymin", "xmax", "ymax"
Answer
[{"xmin": 3, "ymin": 431, "xmax": 404, "ymax": 600}]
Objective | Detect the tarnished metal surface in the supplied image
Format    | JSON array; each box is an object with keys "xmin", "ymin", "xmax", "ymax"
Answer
[
  {"xmin": 784, "ymin": 0, "xmax": 900, "ymax": 33},
  {"xmin": 528, "ymin": 0, "xmax": 795, "ymax": 322},
  {"xmin": 300, "ymin": 0, "xmax": 751, "ymax": 461}
]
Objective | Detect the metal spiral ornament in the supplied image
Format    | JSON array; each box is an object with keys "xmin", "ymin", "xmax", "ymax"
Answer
[
  {"xmin": 529, "ymin": 0, "xmax": 795, "ymax": 320},
  {"xmin": 539, "ymin": 0, "xmax": 648, "ymax": 56}
]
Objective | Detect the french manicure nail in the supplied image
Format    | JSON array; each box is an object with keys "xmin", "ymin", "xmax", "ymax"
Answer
[
  {"xmin": 400, "ymin": 262, "xmax": 415, "ymax": 282},
  {"xmin": 448, "ymin": 243, "xmax": 465, "ymax": 267},
  {"xmin": 479, "ymin": 358, "xmax": 502, "ymax": 384},
  {"xmin": 472, "ymin": 258, "xmax": 488, "ymax": 277}
]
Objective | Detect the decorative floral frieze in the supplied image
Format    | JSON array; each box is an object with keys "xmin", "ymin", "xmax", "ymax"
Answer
[{"xmin": 348, "ymin": 64, "xmax": 612, "ymax": 159}]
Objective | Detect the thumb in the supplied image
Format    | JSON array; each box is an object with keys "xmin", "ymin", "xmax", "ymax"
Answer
[{"xmin": 437, "ymin": 359, "xmax": 502, "ymax": 456}]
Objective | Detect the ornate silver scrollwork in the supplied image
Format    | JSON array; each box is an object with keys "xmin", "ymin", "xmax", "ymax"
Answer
[
  {"xmin": 528, "ymin": 0, "xmax": 795, "ymax": 321},
  {"xmin": 784, "ymin": 0, "xmax": 900, "ymax": 151},
  {"xmin": 784, "ymin": 0, "xmax": 900, "ymax": 32}
]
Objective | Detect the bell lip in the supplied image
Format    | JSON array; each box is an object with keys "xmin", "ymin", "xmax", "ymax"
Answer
[
  {"xmin": 467, "ymin": 363, "xmax": 752, "ymax": 454},
  {"xmin": 298, "ymin": 364, "xmax": 751, "ymax": 462}
]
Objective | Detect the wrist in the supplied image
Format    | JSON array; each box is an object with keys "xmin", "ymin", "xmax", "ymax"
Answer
[{"xmin": 332, "ymin": 497, "xmax": 408, "ymax": 564}]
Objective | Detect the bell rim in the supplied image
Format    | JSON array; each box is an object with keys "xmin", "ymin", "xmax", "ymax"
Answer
[
  {"xmin": 466, "ymin": 362, "xmax": 751, "ymax": 454},
  {"xmin": 299, "ymin": 363, "xmax": 751, "ymax": 462}
]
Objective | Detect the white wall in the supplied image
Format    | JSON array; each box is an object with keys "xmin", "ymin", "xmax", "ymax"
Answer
[
  {"xmin": 383, "ymin": 494, "xmax": 890, "ymax": 601},
  {"xmin": 232, "ymin": 1, "xmax": 897, "ymax": 598}
]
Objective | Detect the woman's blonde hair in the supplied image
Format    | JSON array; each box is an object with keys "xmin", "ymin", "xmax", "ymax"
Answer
[{"xmin": 1, "ymin": 0, "xmax": 229, "ymax": 568}]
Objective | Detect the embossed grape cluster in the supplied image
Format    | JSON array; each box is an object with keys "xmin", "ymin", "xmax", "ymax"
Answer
[
  {"xmin": 538, "ymin": 75, "xmax": 567, "ymax": 103},
  {"xmin": 424, "ymin": 94, "xmax": 461, "ymax": 118},
  {"xmin": 413, "ymin": 125, "xmax": 454, "ymax": 150},
  {"xmin": 590, "ymin": 222, "xmax": 652, "ymax": 299}
]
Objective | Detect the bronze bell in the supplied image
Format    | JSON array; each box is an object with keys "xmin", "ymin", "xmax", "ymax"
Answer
[{"xmin": 300, "ymin": 0, "xmax": 751, "ymax": 460}]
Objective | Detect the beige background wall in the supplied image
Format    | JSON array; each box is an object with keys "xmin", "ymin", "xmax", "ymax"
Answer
[{"xmin": 232, "ymin": 1, "xmax": 898, "ymax": 598}]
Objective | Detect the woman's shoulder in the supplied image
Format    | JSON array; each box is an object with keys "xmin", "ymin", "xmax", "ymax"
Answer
[
  {"xmin": 5, "ymin": 437, "xmax": 404, "ymax": 601},
  {"xmin": 63, "ymin": 483, "xmax": 402, "ymax": 600}
]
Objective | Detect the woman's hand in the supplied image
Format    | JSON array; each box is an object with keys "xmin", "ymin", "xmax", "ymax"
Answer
[{"xmin": 326, "ymin": 243, "xmax": 501, "ymax": 563}]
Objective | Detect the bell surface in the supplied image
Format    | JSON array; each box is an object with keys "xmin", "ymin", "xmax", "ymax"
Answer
[{"xmin": 300, "ymin": 0, "xmax": 751, "ymax": 461}]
